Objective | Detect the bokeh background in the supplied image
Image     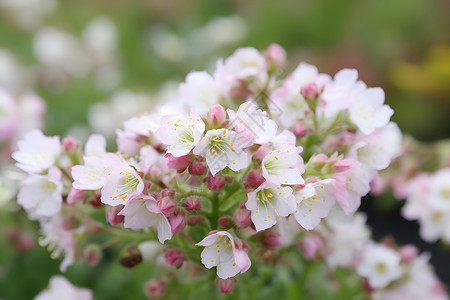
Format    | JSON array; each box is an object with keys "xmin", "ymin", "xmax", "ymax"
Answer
[{"xmin": 1, "ymin": 0, "xmax": 450, "ymax": 299}]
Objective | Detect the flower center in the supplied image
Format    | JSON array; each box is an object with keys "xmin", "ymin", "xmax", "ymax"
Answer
[{"xmin": 41, "ymin": 180, "xmax": 57, "ymax": 194}]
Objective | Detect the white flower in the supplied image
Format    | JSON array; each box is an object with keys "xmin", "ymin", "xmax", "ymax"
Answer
[
  {"xmin": 12, "ymin": 129, "xmax": 61, "ymax": 174},
  {"xmin": 34, "ymin": 276, "xmax": 93, "ymax": 300},
  {"xmin": 194, "ymin": 128, "xmax": 252, "ymax": 175},
  {"xmin": 227, "ymin": 101, "xmax": 278, "ymax": 144},
  {"xmin": 245, "ymin": 183, "xmax": 296, "ymax": 231},
  {"xmin": 352, "ymin": 122, "xmax": 403, "ymax": 170},
  {"xmin": 123, "ymin": 113, "xmax": 159, "ymax": 137},
  {"xmin": 261, "ymin": 143, "xmax": 304, "ymax": 185},
  {"xmin": 196, "ymin": 231, "xmax": 251, "ymax": 279},
  {"xmin": 17, "ymin": 166, "xmax": 63, "ymax": 219},
  {"xmin": 222, "ymin": 47, "xmax": 266, "ymax": 79},
  {"xmin": 357, "ymin": 243, "xmax": 403, "ymax": 289},
  {"xmin": 101, "ymin": 163, "xmax": 144, "ymax": 206},
  {"xmin": 293, "ymin": 179, "xmax": 336, "ymax": 230},
  {"xmin": 179, "ymin": 71, "xmax": 220, "ymax": 115},
  {"xmin": 349, "ymin": 87, "xmax": 394, "ymax": 135},
  {"xmin": 155, "ymin": 109, "xmax": 205, "ymax": 157},
  {"xmin": 119, "ymin": 195, "xmax": 172, "ymax": 244},
  {"xmin": 84, "ymin": 133, "xmax": 107, "ymax": 157},
  {"xmin": 71, "ymin": 153, "xmax": 122, "ymax": 191}
]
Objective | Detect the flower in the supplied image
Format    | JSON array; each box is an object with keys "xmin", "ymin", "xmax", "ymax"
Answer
[
  {"xmin": 196, "ymin": 231, "xmax": 251, "ymax": 279},
  {"xmin": 17, "ymin": 166, "xmax": 63, "ymax": 219},
  {"xmin": 179, "ymin": 71, "xmax": 220, "ymax": 115},
  {"xmin": 155, "ymin": 109, "xmax": 205, "ymax": 157},
  {"xmin": 194, "ymin": 128, "xmax": 252, "ymax": 175},
  {"xmin": 84, "ymin": 133, "xmax": 107, "ymax": 157},
  {"xmin": 261, "ymin": 143, "xmax": 304, "ymax": 185},
  {"xmin": 101, "ymin": 163, "xmax": 144, "ymax": 206},
  {"xmin": 12, "ymin": 129, "xmax": 61, "ymax": 174},
  {"xmin": 293, "ymin": 179, "xmax": 336, "ymax": 230},
  {"xmin": 356, "ymin": 243, "xmax": 403, "ymax": 289},
  {"xmin": 227, "ymin": 101, "xmax": 278, "ymax": 144},
  {"xmin": 119, "ymin": 195, "xmax": 172, "ymax": 244},
  {"xmin": 34, "ymin": 276, "xmax": 93, "ymax": 300},
  {"xmin": 245, "ymin": 183, "xmax": 296, "ymax": 231}
]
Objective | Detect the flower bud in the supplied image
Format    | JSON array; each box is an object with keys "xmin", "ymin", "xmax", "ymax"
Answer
[
  {"xmin": 300, "ymin": 82, "xmax": 319, "ymax": 101},
  {"xmin": 253, "ymin": 146, "xmax": 270, "ymax": 163},
  {"xmin": 119, "ymin": 245, "xmax": 142, "ymax": 268},
  {"xmin": 298, "ymin": 234, "xmax": 323, "ymax": 259},
  {"xmin": 206, "ymin": 175, "xmax": 226, "ymax": 191},
  {"xmin": 264, "ymin": 43, "xmax": 286, "ymax": 68},
  {"xmin": 234, "ymin": 209, "xmax": 252, "ymax": 229},
  {"xmin": 83, "ymin": 244, "xmax": 102, "ymax": 266},
  {"xmin": 228, "ymin": 79, "xmax": 250, "ymax": 102},
  {"xmin": 184, "ymin": 196, "xmax": 201, "ymax": 211},
  {"xmin": 164, "ymin": 153, "xmax": 191, "ymax": 171},
  {"xmin": 399, "ymin": 245, "xmax": 418, "ymax": 262},
  {"xmin": 164, "ymin": 248, "xmax": 187, "ymax": 269},
  {"xmin": 207, "ymin": 104, "xmax": 226, "ymax": 126},
  {"xmin": 215, "ymin": 277, "xmax": 238, "ymax": 294},
  {"xmin": 187, "ymin": 215, "xmax": 204, "ymax": 226},
  {"xmin": 218, "ymin": 215, "xmax": 232, "ymax": 228},
  {"xmin": 168, "ymin": 213, "xmax": 186, "ymax": 234},
  {"xmin": 89, "ymin": 191, "xmax": 102, "ymax": 208},
  {"xmin": 188, "ymin": 162, "xmax": 206, "ymax": 176},
  {"xmin": 160, "ymin": 189, "xmax": 176, "ymax": 198},
  {"xmin": 245, "ymin": 170, "xmax": 265, "ymax": 189},
  {"xmin": 260, "ymin": 231, "xmax": 282, "ymax": 250},
  {"xmin": 292, "ymin": 124, "xmax": 308, "ymax": 138},
  {"xmin": 62, "ymin": 136, "xmax": 80, "ymax": 153},
  {"xmin": 158, "ymin": 196, "xmax": 177, "ymax": 216},
  {"xmin": 144, "ymin": 278, "xmax": 166, "ymax": 298},
  {"xmin": 106, "ymin": 205, "xmax": 124, "ymax": 226},
  {"xmin": 67, "ymin": 188, "xmax": 86, "ymax": 205}
]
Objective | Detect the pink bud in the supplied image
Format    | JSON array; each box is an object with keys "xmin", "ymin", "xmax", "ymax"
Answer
[
  {"xmin": 188, "ymin": 162, "xmax": 206, "ymax": 176},
  {"xmin": 260, "ymin": 231, "xmax": 282, "ymax": 250},
  {"xmin": 160, "ymin": 189, "xmax": 176, "ymax": 198},
  {"xmin": 207, "ymin": 104, "xmax": 226, "ymax": 126},
  {"xmin": 89, "ymin": 191, "xmax": 102, "ymax": 207},
  {"xmin": 301, "ymin": 82, "xmax": 319, "ymax": 101},
  {"xmin": 207, "ymin": 175, "xmax": 226, "ymax": 191},
  {"xmin": 164, "ymin": 248, "xmax": 187, "ymax": 269},
  {"xmin": 218, "ymin": 215, "xmax": 231, "ymax": 228},
  {"xmin": 106, "ymin": 205, "xmax": 124, "ymax": 226},
  {"xmin": 187, "ymin": 215, "xmax": 204, "ymax": 226},
  {"xmin": 253, "ymin": 146, "xmax": 270, "ymax": 163},
  {"xmin": 67, "ymin": 188, "xmax": 86, "ymax": 205},
  {"xmin": 83, "ymin": 244, "xmax": 102, "ymax": 266},
  {"xmin": 184, "ymin": 196, "xmax": 201, "ymax": 211},
  {"xmin": 292, "ymin": 124, "xmax": 308, "ymax": 138},
  {"xmin": 234, "ymin": 209, "xmax": 252, "ymax": 229},
  {"xmin": 144, "ymin": 278, "xmax": 166, "ymax": 298},
  {"xmin": 334, "ymin": 159, "xmax": 352, "ymax": 173},
  {"xmin": 61, "ymin": 215, "xmax": 78, "ymax": 230},
  {"xmin": 158, "ymin": 196, "xmax": 177, "ymax": 216},
  {"xmin": 265, "ymin": 43, "xmax": 286, "ymax": 68},
  {"xmin": 169, "ymin": 214, "xmax": 186, "ymax": 234},
  {"xmin": 62, "ymin": 136, "xmax": 80, "ymax": 153},
  {"xmin": 245, "ymin": 170, "xmax": 265, "ymax": 189},
  {"xmin": 298, "ymin": 234, "xmax": 323, "ymax": 259},
  {"xmin": 215, "ymin": 277, "xmax": 238, "ymax": 294},
  {"xmin": 399, "ymin": 245, "xmax": 418, "ymax": 262},
  {"xmin": 228, "ymin": 79, "xmax": 250, "ymax": 101},
  {"xmin": 164, "ymin": 153, "xmax": 192, "ymax": 171}
]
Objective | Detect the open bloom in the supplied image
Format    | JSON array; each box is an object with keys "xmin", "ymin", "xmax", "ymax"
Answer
[
  {"xmin": 34, "ymin": 276, "xmax": 93, "ymax": 300},
  {"xmin": 84, "ymin": 134, "xmax": 107, "ymax": 157},
  {"xmin": 17, "ymin": 166, "xmax": 63, "ymax": 219},
  {"xmin": 119, "ymin": 195, "xmax": 172, "ymax": 244},
  {"xmin": 245, "ymin": 183, "xmax": 296, "ymax": 231},
  {"xmin": 179, "ymin": 71, "xmax": 220, "ymax": 115},
  {"xmin": 101, "ymin": 163, "xmax": 144, "ymax": 206},
  {"xmin": 227, "ymin": 101, "xmax": 277, "ymax": 144},
  {"xmin": 261, "ymin": 143, "xmax": 304, "ymax": 185},
  {"xmin": 12, "ymin": 129, "xmax": 61, "ymax": 174},
  {"xmin": 356, "ymin": 243, "xmax": 403, "ymax": 289},
  {"xmin": 194, "ymin": 129, "xmax": 252, "ymax": 175},
  {"xmin": 196, "ymin": 231, "xmax": 251, "ymax": 279},
  {"xmin": 293, "ymin": 179, "xmax": 336, "ymax": 230},
  {"xmin": 155, "ymin": 109, "xmax": 205, "ymax": 157},
  {"xmin": 349, "ymin": 87, "xmax": 393, "ymax": 135}
]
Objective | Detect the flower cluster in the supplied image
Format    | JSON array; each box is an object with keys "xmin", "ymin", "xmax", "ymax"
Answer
[{"xmin": 12, "ymin": 44, "xmax": 448, "ymax": 298}]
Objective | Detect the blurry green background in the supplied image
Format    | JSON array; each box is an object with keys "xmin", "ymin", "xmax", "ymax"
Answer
[{"xmin": 1, "ymin": 0, "xmax": 450, "ymax": 299}]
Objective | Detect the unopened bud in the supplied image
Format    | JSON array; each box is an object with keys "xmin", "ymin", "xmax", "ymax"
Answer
[
  {"xmin": 292, "ymin": 124, "xmax": 308, "ymax": 138},
  {"xmin": 164, "ymin": 153, "xmax": 191, "ymax": 171},
  {"xmin": 169, "ymin": 213, "xmax": 186, "ymax": 234},
  {"xmin": 83, "ymin": 244, "xmax": 102, "ymax": 266},
  {"xmin": 260, "ymin": 231, "xmax": 282, "ymax": 250},
  {"xmin": 215, "ymin": 277, "xmax": 238, "ymax": 294},
  {"xmin": 159, "ymin": 196, "xmax": 177, "ymax": 216},
  {"xmin": 245, "ymin": 170, "xmax": 265, "ymax": 189},
  {"xmin": 207, "ymin": 104, "xmax": 226, "ymax": 126},
  {"xmin": 62, "ymin": 136, "xmax": 80, "ymax": 153},
  {"xmin": 188, "ymin": 162, "xmax": 206, "ymax": 176},
  {"xmin": 184, "ymin": 196, "xmax": 201, "ymax": 211},
  {"xmin": 218, "ymin": 215, "xmax": 232, "ymax": 228},
  {"xmin": 67, "ymin": 188, "xmax": 86, "ymax": 205},
  {"xmin": 301, "ymin": 82, "xmax": 319, "ymax": 101},
  {"xmin": 234, "ymin": 209, "xmax": 252, "ymax": 229},
  {"xmin": 298, "ymin": 234, "xmax": 323, "ymax": 259},
  {"xmin": 144, "ymin": 278, "xmax": 166, "ymax": 298},
  {"xmin": 106, "ymin": 205, "xmax": 124, "ymax": 226},
  {"xmin": 207, "ymin": 175, "xmax": 226, "ymax": 191},
  {"xmin": 164, "ymin": 248, "xmax": 187, "ymax": 269},
  {"xmin": 264, "ymin": 43, "xmax": 286, "ymax": 68},
  {"xmin": 120, "ymin": 245, "xmax": 142, "ymax": 268}
]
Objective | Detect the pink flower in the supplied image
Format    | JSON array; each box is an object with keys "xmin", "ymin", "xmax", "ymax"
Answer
[{"xmin": 164, "ymin": 248, "xmax": 186, "ymax": 269}]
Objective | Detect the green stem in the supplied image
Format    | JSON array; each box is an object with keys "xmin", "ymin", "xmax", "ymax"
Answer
[{"xmin": 210, "ymin": 192, "xmax": 220, "ymax": 229}]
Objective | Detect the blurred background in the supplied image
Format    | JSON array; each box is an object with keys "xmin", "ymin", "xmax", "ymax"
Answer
[{"xmin": 0, "ymin": 0, "xmax": 449, "ymax": 298}]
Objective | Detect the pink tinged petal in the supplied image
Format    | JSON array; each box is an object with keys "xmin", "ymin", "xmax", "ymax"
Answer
[
  {"xmin": 119, "ymin": 198, "xmax": 158, "ymax": 229},
  {"xmin": 233, "ymin": 249, "xmax": 251, "ymax": 273}
]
